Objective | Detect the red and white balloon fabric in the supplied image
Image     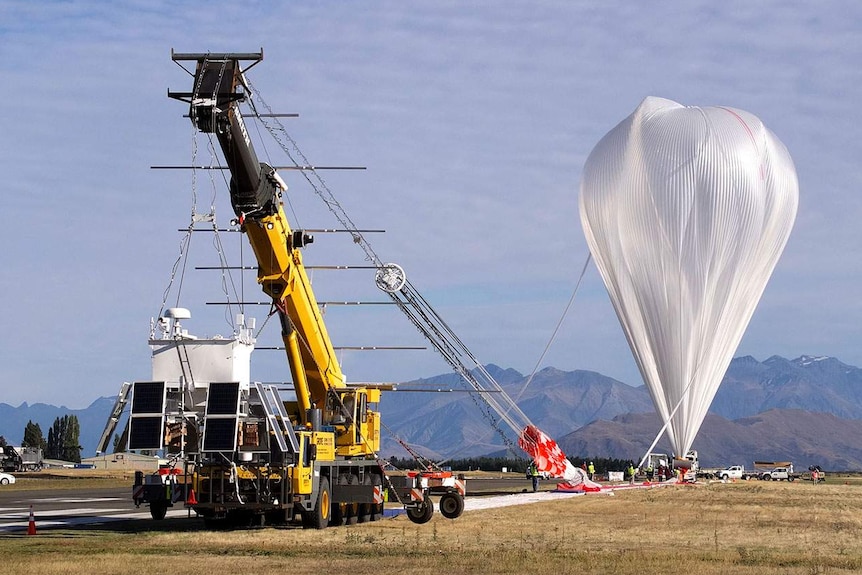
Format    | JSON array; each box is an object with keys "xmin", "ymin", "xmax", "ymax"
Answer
[{"xmin": 519, "ymin": 425, "xmax": 601, "ymax": 491}]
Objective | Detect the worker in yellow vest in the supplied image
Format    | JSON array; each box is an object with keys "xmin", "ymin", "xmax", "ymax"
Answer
[{"xmin": 528, "ymin": 461, "xmax": 540, "ymax": 492}]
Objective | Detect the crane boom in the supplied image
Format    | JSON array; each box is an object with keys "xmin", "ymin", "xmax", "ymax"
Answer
[
  {"xmin": 168, "ymin": 51, "xmax": 580, "ymax": 490},
  {"xmin": 170, "ymin": 53, "xmax": 346, "ymax": 420}
]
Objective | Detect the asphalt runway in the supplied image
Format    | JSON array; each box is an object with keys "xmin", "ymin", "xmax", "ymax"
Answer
[
  {"xmin": 0, "ymin": 476, "xmax": 562, "ymax": 534},
  {"xmin": 0, "ymin": 486, "xmax": 191, "ymax": 534}
]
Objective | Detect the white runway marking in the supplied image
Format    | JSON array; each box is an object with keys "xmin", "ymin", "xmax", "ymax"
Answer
[
  {"xmin": 463, "ymin": 490, "xmax": 585, "ymax": 511},
  {"xmin": 28, "ymin": 497, "xmax": 125, "ymax": 504}
]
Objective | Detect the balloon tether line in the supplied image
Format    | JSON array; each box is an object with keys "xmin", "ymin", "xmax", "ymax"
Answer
[{"xmin": 513, "ymin": 251, "xmax": 593, "ymax": 404}]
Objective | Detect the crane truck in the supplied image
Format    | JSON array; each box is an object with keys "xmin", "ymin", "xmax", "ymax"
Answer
[
  {"xmin": 99, "ymin": 50, "xmax": 464, "ymax": 528},
  {"xmin": 0, "ymin": 446, "xmax": 43, "ymax": 472}
]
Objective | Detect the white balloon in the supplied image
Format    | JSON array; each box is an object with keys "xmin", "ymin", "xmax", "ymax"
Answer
[{"xmin": 579, "ymin": 97, "xmax": 798, "ymax": 456}]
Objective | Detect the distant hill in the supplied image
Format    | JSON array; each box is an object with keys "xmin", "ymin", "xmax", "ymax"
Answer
[
  {"xmin": 0, "ymin": 397, "xmax": 115, "ymax": 456},
  {"xmin": 379, "ymin": 364, "xmax": 653, "ymax": 458},
  {"xmin": 712, "ymin": 355, "xmax": 862, "ymax": 419},
  {"xmin": 4, "ymin": 355, "xmax": 862, "ymax": 468},
  {"xmin": 380, "ymin": 355, "xmax": 862, "ymax": 469},
  {"xmin": 556, "ymin": 410, "xmax": 862, "ymax": 470}
]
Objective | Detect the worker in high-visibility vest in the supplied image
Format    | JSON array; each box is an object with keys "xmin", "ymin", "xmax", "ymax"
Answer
[
  {"xmin": 587, "ymin": 461, "xmax": 595, "ymax": 481},
  {"xmin": 528, "ymin": 461, "xmax": 540, "ymax": 492}
]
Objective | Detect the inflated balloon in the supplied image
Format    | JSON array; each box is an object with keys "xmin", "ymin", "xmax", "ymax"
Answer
[{"xmin": 579, "ymin": 97, "xmax": 798, "ymax": 457}]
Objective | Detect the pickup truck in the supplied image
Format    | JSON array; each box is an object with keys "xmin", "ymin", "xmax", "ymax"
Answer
[
  {"xmin": 759, "ymin": 466, "xmax": 799, "ymax": 481},
  {"xmin": 718, "ymin": 465, "xmax": 751, "ymax": 480}
]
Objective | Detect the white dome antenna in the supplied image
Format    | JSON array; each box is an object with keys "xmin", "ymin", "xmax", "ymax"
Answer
[
  {"xmin": 163, "ymin": 307, "xmax": 194, "ymax": 339},
  {"xmin": 165, "ymin": 307, "xmax": 192, "ymax": 320}
]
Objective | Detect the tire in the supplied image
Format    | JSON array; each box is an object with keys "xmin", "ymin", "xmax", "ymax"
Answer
[
  {"xmin": 720, "ymin": 474, "xmax": 728, "ymax": 481},
  {"xmin": 330, "ymin": 474, "xmax": 349, "ymax": 526},
  {"xmin": 330, "ymin": 503, "xmax": 346, "ymax": 527},
  {"xmin": 358, "ymin": 475, "xmax": 374, "ymax": 523},
  {"xmin": 310, "ymin": 478, "xmax": 331, "ymax": 529},
  {"xmin": 345, "ymin": 505, "xmax": 359, "ymax": 525},
  {"xmin": 406, "ymin": 495, "xmax": 434, "ymax": 524},
  {"xmin": 149, "ymin": 501, "xmax": 168, "ymax": 520},
  {"xmin": 370, "ymin": 501, "xmax": 384, "ymax": 521},
  {"xmin": 345, "ymin": 475, "xmax": 360, "ymax": 525},
  {"xmin": 0, "ymin": 478, "xmax": 8, "ymax": 486},
  {"xmin": 438, "ymin": 492, "xmax": 464, "ymax": 519}
]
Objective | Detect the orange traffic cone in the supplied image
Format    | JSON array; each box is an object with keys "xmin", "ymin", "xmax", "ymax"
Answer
[
  {"xmin": 27, "ymin": 505, "xmax": 36, "ymax": 535},
  {"xmin": 186, "ymin": 488, "xmax": 197, "ymax": 506}
]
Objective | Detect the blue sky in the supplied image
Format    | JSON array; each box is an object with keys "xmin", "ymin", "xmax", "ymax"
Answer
[{"xmin": 1, "ymin": 1, "xmax": 860, "ymax": 408}]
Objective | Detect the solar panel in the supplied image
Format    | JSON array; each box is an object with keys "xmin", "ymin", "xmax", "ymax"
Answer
[
  {"xmin": 131, "ymin": 382, "xmax": 166, "ymax": 414},
  {"xmin": 206, "ymin": 382, "xmax": 241, "ymax": 415},
  {"xmin": 128, "ymin": 416, "xmax": 164, "ymax": 451},
  {"xmin": 127, "ymin": 382, "xmax": 167, "ymax": 451},
  {"xmin": 202, "ymin": 417, "xmax": 239, "ymax": 452},
  {"xmin": 201, "ymin": 382, "xmax": 242, "ymax": 452}
]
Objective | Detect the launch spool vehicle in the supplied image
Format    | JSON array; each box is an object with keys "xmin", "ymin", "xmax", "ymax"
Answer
[{"xmin": 98, "ymin": 51, "xmax": 464, "ymax": 527}]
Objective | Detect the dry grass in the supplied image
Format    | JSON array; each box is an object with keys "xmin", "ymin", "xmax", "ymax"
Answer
[
  {"xmin": 8, "ymin": 469, "xmax": 131, "ymax": 491},
  {"xmin": 4, "ymin": 480, "xmax": 862, "ymax": 574}
]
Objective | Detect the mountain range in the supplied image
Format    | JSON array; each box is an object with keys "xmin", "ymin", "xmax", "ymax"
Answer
[
  {"xmin": 2, "ymin": 355, "xmax": 861, "ymax": 470},
  {"xmin": 378, "ymin": 355, "xmax": 862, "ymax": 470}
]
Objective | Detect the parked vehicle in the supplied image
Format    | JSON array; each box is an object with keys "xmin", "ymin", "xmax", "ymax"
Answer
[
  {"xmin": 0, "ymin": 446, "xmax": 43, "ymax": 472},
  {"xmin": 672, "ymin": 450, "xmax": 699, "ymax": 481},
  {"xmin": 759, "ymin": 466, "xmax": 800, "ymax": 481},
  {"xmin": 0, "ymin": 472, "xmax": 16, "ymax": 485},
  {"xmin": 100, "ymin": 52, "xmax": 467, "ymax": 528},
  {"xmin": 717, "ymin": 465, "xmax": 754, "ymax": 480}
]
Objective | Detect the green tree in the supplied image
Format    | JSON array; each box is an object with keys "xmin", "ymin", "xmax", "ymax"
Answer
[
  {"xmin": 45, "ymin": 415, "xmax": 82, "ymax": 462},
  {"xmin": 61, "ymin": 415, "xmax": 82, "ymax": 463},
  {"xmin": 22, "ymin": 420, "xmax": 46, "ymax": 450},
  {"xmin": 48, "ymin": 417, "xmax": 65, "ymax": 459},
  {"xmin": 46, "ymin": 426, "xmax": 57, "ymax": 459}
]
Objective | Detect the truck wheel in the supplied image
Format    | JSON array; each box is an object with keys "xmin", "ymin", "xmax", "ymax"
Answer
[
  {"xmin": 358, "ymin": 475, "xmax": 374, "ymax": 523},
  {"xmin": 370, "ymin": 501, "xmax": 384, "ymax": 522},
  {"xmin": 310, "ymin": 478, "xmax": 331, "ymax": 530},
  {"xmin": 0, "ymin": 478, "xmax": 8, "ymax": 486},
  {"xmin": 330, "ymin": 503, "xmax": 346, "ymax": 527},
  {"xmin": 439, "ymin": 492, "xmax": 464, "ymax": 519},
  {"xmin": 720, "ymin": 474, "xmax": 728, "ymax": 481},
  {"xmin": 345, "ymin": 503, "xmax": 360, "ymax": 525},
  {"xmin": 331, "ymin": 474, "xmax": 349, "ymax": 526},
  {"xmin": 406, "ymin": 495, "xmax": 434, "ymax": 524},
  {"xmin": 357, "ymin": 503, "xmax": 371, "ymax": 523},
  {"xmin": 150, "ymin": 502, "xmax": 168, "ymax": 520}
]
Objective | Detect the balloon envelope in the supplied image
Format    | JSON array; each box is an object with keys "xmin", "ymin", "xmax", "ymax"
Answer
[{"xmin": 579, "ymin": 97, "xmax": 798, "ymax": 456}]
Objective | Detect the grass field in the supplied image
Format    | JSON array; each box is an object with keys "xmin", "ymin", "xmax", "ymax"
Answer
[
  {"xmin": 6, "ymin": 469, "xmax": 133, "ymax": 491},
  {"xmin": 4, "ymin": 477, "xmax": 862, "ymax": 574}
]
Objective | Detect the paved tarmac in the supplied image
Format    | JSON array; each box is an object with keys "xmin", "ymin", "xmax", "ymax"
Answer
[
  {"xmin": 0, "ymin": 486, "xmax": 190, "ymax": 534},
  {"xmin": 0, "ymin": 476, "xmax": 565, "ymax": 534}
]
